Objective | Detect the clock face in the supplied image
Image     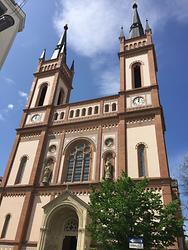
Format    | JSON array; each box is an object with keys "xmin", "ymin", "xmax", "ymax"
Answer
[
  {"xmin": 105, "ymin": 138, "xmax": 114, "ymax": 147},
  {"xmin": 133, "ymin": 96, "xmax": 145, "ymax": 106},
  {"xmin": 31, "ymin": 114, "xmax": 41, "ymax": 122}
]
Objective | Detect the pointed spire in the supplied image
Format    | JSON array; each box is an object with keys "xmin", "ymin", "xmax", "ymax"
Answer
[
  {"xmin": 119, "ymin": 26, "xmax": 125, "ymax": 39},
  {"xmin": 145, "ymin": 19, "xmax": 152, "ymax": 34},
  {"xmin": 51, "ymin": 24, "xmax": 68, "ymax": 60},
  {"xmin": 70, "ymin": 60, "xmax": 74, "ymax": 72},
  {"xmin": 39, "ymin": 49, "xmax": 46, "ymax": 60},
  {"xmin": 129, "ymin": 3, "xmax": 144, "ymax": 39}
]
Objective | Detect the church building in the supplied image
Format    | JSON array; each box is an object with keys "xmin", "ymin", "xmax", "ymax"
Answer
[{"xmin": 0, "ymin": 3, "xmax": 183, "ymax": 250}]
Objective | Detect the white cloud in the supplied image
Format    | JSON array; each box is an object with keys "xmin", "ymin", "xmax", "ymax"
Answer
[
  {"xmin": 53, "ymin": 0, "xmax": 188, "ymax": 58},
  {"xmin": 4, "ymin": 77, "xmax": 15, "ymax": 85},
  {"xmin": 54, "ymin": 0, "xmax": 126, "ymax": 57},
  {"xmin": 7, "ymin": 104, "xmax": 14, "ymax": 110},
  {"xmin": 98, "ymin": 67, "xmax": 119, "ymax": 96},
  {"xmin": 18, "ymin": 91, "xmax": 27, "ymax": 98}
]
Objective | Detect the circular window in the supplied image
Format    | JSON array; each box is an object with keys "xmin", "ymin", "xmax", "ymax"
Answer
[
  {"xmin": 105, "ymin": 138, "xmax": 114, "ymax": 147},
  {"xmin": 48, "ymin": 144, "xmax": 57, "ymax": 153}
]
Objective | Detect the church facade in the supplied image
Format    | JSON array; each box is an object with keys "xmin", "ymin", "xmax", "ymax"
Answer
[{"xmin": 0, "ymin": 4, "xmax": 183, "ymax": 250}]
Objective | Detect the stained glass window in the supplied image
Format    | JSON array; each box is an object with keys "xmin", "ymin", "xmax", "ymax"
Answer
[{"xmin": 65, "ymin": 142, "xmax": 91, "ymax": 182}]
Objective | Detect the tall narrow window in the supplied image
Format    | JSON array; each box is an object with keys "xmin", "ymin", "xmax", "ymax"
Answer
[
  {"xmin": 75, "ymin": 109, "xmax": 80, "ymax": 117},
  {"xmin": 64, "ymin": 141, "xmax": 92, "ymax": 183},
  {"xmin": 69, "ymin": 110, "xmax": 74, "ymax": 118},
  {"xmin": 112, "ymin": 103, "xmax": 117, "ymax": 111},
  {"xmin": 138, "ymin": 144, "xmax": 147, "ymax": 177},
  {"xmin": 1, "ymin": 214, "xmax": 11, "ymax": 238},
  {"xmin": 82, "ymin": 108, "xmax": 86, "ymax": 116},
  {"xmin": 57, "ymin": 89, "xmax": 64, "ymax": 105},
  {"xmin": 105, "ymin": 104, "xmax": 109, "ymax": 112},
  {"xmin": 133, "ymin": 64, "xmax": 142, "ymax": 88},
  {"xmin": 37, "ymin": 84, "xmax": 47, "ymax": 107},
  {"xmin": 94, "ymin": 106, "xmax": 99, "ymax": 114},
  {"xmin": 54, "ymin": 113, "xmax": 58, "ymax": 120},
  {"xmin": 88, "ymin": 107, "xmax": 92, "ymax": 115},
  {"xmin": 15, "ymin": 156, "xmax": 27, "ymax": 184},
  {"xmin": 60, "ymin": 112, "xmax": 64, "ymax": 119}
]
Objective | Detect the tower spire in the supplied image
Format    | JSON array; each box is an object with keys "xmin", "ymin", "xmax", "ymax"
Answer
[
  {"xmin": 39, "ymin": 49, "xmax": 46, "ymax": 61},
  {"xmin": 51, "ymin": 24, "xmax": 68, "ymax": 60},
  {"xmin": 145, "ymin": 19, "xmax": 152, "ymax": 34},
  {"xmin": 119, "ymin": 26, "xmax": 125, "ymax": 39},
  {"xmin": 129, "ymin": 2, "xmax": 144, "ymax": 39}
]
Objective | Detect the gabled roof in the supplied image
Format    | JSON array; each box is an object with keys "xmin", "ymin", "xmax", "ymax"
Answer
[{"xmin": 43, "ymin": 190, "xmax": 89, "ymax": 212}]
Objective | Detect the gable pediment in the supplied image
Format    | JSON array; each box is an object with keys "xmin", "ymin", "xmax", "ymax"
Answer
[{"xmin": 43, "ymin": 190, "xmax": 89, "ymax": 214}]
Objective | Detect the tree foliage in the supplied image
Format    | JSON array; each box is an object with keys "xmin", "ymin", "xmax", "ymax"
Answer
[
  {"xmin": 185, "ymin": 240, "xmax": 188, "ymax": 250},
  {"xmin": 87, "ymin": 174, "xmax": 183, "ymax": 250}
]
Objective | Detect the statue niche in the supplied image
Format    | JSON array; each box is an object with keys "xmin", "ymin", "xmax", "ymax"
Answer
[
  {"xmin": 104, "ymin": 153, "xmax": 114, "ymax": 180},
  {"xmin": 42, "ymin": 157, "xmax": 54, "ymax": 185}
]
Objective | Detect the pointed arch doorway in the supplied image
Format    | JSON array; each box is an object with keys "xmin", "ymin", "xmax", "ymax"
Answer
[
  {"xmin": 37, "ymin": 191, "xmax": 90, "ymax": 250},
  {"xmin": 62, "ymin": 217, "xmax": 78, "ymax": 250}
]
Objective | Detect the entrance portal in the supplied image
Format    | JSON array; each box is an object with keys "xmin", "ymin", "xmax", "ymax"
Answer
[
  {"xmin": 62, "ymin": 236, "xmax": 77, "ymax": 250},
  {"xmin": 38, "ymin": 192, "xmax": 90, "ymax": 250}
]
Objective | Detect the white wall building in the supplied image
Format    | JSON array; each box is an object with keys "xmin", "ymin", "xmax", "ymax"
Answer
[{"xmin": 0, "ymin": 0, "xmax": 25, "ymax": 69}]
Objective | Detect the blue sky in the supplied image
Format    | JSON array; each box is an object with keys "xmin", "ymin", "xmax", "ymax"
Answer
[{"xmin": 0, "ymin": 0, "xmax": 188, "ymax": 223}]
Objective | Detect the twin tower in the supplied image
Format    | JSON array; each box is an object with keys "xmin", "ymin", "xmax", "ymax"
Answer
[{"xmin": 0, "ymin": 4, "xmax": 183, "ymax": 250}]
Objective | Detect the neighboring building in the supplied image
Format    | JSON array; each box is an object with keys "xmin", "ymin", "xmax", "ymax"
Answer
[
  {"xmin": 0, "ymin": 4, "xmax": 183, "ymax": 250},
  {"xmin": 0, "ymin": 0, "xmax": 25, "ymax": 69}
]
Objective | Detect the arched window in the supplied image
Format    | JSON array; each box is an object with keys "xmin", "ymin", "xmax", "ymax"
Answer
[
  {"xmin": 82, "ymin": 108, "xmax": 86, "ymax": 116},
  {"xmin": 1, "ymin": 214, "xmax": 11, "ymax": 238},
  {"xmin": 112, "ymin": 103, "xmax": 117, "ymax": 111},
  {"xmin": 15, "ymin": 156, "xmax": 27, "ymax": 184},
  {"xmin": 57, "ymin": 89, "xmax": 64, "ymax": 105},
  {"xmin": 137, "ymin": 144, "xmax": 147, "ymax": 177},
  {"xmin": 75, "ymin": 109, "xmax": 80, "ymax": 117},
  {"xmin": 133, "ymin": 64, "xmax": 142, "ymax": 88},
  {"xmin": 54, "ymin": 113, "xmax": 58, "ymax": 120},
  {"xmin": 60, "ymin": 112, "xmax": 64, "ymax": 119},
  {"xmin": 88, "ymin": 107, "xmax": 92, "ymax": 115},
  {"xmin": 105, "ymin": 104, "xmax": 109, "ymax": 112},
  {"xmin": 69, "ymin": 110, "xmax": 74, "ymax": 118},
  {"xmin": 36, "ymin": 84, "xmax": 48, "ymax": 107},
  {"xmin": 64, "ymin": 141, "xmax": 92, "ymax": 183},
  {"xmin": 94, "ymin": 106, "xmax": 99, "ymax": 114}
]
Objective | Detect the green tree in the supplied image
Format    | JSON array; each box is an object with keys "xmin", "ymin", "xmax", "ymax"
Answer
[
  {"xmin": 185, "ymin": 239, "xmax": 188, "ymax": 250},
  {"xmin": 87, "ymin": 174, "xmax": 183, "ymax": 250}
]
